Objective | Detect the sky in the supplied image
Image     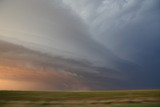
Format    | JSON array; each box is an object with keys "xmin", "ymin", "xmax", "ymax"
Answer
[
  {"xmin": 62, "ymin": 0, "xmax": 160, "ymax": 86},
  {"xmin": 0, "ymin": 0, "xmax": 160, "ymax": 90}
]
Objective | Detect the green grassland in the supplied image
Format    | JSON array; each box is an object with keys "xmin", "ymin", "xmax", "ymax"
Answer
[{"xmin": 0, "ymin": 90, "xmax": 160, "ymax": 107}]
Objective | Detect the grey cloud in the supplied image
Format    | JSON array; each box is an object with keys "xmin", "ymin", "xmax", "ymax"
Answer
[
  {"xmin": 81, "ymin": 0, "xmax": 160, "ymax": 63},
  {"xmin": 62, "ymin": 0, "xmax": 160, "ymax": 87},
  {"xmin": 0, "ymin": 0, "xmax": 135, "ymax": 68},
  {"xmin": 0, "ymin": 0, "xmax": 105, "ymax": 62},
  {"xmin": 0, "ymin": 40, "xmax": 134, "ymax": 90},
  {"xmin": 0, "ymin": 0, "xmax": 159, "ymax": 90}
]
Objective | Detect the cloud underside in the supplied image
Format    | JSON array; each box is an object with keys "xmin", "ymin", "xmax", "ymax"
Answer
[
  {"xmin": 0, "ymin": 40, "xmax": 136, "ymax": 90},
  {"xmin": 0, "ymin": 0, "xmax": 160, "ymax": 90}
]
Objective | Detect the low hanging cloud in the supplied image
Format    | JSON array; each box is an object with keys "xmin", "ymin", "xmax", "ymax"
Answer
[
  {"xmin": 63, "ymin": 0, "xmax": 160, "ymax": 86},
  {"xmin": 0, "ymin": 0, "xmax": 160, "ymax": 90},
  {"xmin": 63, "ymin": 0, "xmax": 160, "ymax": 61},
  {"xmin": 0, "ymin": 0, "xmax": 117, "ymax": 65}
]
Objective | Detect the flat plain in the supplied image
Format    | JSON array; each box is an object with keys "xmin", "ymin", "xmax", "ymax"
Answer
[{"xmin": 0, "ymin": 90, "xmax": 159, "ymax": 107}]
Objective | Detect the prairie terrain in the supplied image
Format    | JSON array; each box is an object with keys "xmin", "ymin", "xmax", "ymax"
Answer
[{"xmin": 0, "ymin": 90, "xmax": 159, "ymax": 107}]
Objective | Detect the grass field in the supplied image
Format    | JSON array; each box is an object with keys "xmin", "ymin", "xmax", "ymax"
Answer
[{"xmin": 0, "ymin": 90, "xmax": 160, "ymax": 107}]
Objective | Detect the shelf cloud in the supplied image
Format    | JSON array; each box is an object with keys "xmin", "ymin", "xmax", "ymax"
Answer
[{"xmin": 0, "ymin": 0, "xmax": 159, "ymax": 90}]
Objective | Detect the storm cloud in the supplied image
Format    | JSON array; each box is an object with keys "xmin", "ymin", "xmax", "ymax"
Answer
[
  {"xmin": 0, "ymin": 0, "xmax": 160, "ymax": 90},
  {"xmin": 63, "ymin": 0, "xmax": 160, "ymax": 86}
]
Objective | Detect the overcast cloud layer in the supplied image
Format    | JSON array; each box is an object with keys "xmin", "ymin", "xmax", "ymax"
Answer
[
  {"xmin": 62, "ymin": 0, "xmax": 160, "ymax": 85},
  {"xmin": 63, "ymin": 0, "xmax": 160, "ymax": 61},
  {"xmin": 0, "ymin": 0, "xmax": 160, "ymax": 90}
]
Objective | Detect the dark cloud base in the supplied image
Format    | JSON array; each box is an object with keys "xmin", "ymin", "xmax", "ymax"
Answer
[
  {"xmin": 0, "ymin": 40, "xmax": 159, "ymax": 90},
  {"xmin": 0, "ymin": 0, "xmax": 159, "ymax": 90}
]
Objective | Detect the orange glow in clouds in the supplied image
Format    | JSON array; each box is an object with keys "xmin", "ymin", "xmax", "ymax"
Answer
[{"xmin": 0, "ymin": 63, "xmax": 89, "ymax": 91}]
